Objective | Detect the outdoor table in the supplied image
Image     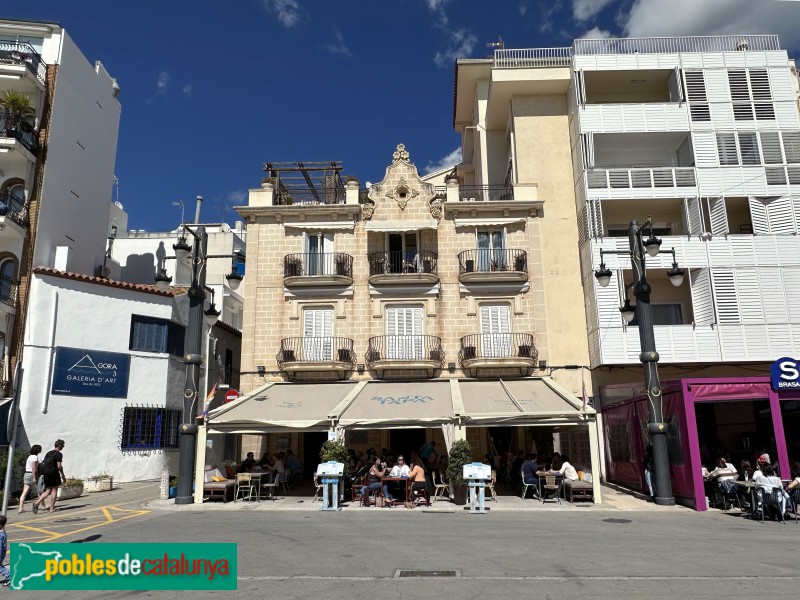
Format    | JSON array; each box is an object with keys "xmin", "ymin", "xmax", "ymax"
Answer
[
  {"xmin": 736, "ymin": 480, "xmax": 757, "ymax": 518},
  {"xmin": 249, "ymin": 471, "xmax": 273, "ymax": 500},
  {"xmin": 380, "ymin": 476, "xmax": 410, "ymax": 506}
]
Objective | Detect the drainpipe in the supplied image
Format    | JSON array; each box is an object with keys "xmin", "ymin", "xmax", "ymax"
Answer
[{"xmin": 193, "ymin": 195, "xmax": 203, "ymax": 224}]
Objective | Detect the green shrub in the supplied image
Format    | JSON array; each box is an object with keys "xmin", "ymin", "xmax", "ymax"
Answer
[
  {"xmin": 446, "ymin": 439, "xmax": 473, "ymax": 486},
  {"xmin": 319, "ymin": 440, "xmax": 348, "ymax": 465}
]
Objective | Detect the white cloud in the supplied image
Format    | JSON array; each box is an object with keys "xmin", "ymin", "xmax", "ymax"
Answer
[
  {"xmin": 622, "ymin": 0, "xmax": 800, "ymax": 47},
  {"xmin": 424, "ymin": 0, "xmax": 452, "ymax": 26},
  {"xmin": 146, "ymin": 71, "xmax": 171, "ymax": 104},
  {"xmin": 182, "ymin": 84, "xmax": 192, "ymax": 95},
  {"xmin": 260, "ymin": 0, "xmax": 302, "ymax": 28},
  {"xmin": 519, "ymin": 1, "xmax": 528, "ymax": 16},
  {"xmin": 424, "ymin": 147, "xmax": 462, "ymax": 174},
  {"xmin": 578, "ymin": 26, "xmax": 614, "ymax": 39},
  {"xmin": 434, "ymin": 29, "xmax": 477, "ymax": 68},
  {"xmin": 226, "ymin": 190, "xmax": 247, "ymax": 204},
  {"xmin": 572, "ymin": 0, "xmax": 616, "ymax": 21},
  {"xmin": 320, "ymin": 28, "xmax": 352, "ymax": 57}
]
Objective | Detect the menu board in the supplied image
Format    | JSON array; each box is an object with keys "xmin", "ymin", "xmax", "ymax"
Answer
[
  {"xmin": 317, "ymin": 461, "xmax": 345, "ymax": 476},
  {"xmin": 463, "ymin": 462, "xmax": 491, "ymax": 480}
]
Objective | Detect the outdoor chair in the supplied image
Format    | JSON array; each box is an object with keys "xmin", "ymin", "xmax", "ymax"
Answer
[
  {"xmin": 431, "ymin": 471, "xmax": 449, "ymax": 502},
  {"xmin": 760, "ymin": 487, "xmax": 787, "ymax": 524},
  {"xmin": 312, "ymin": 473, "xmax": 323, "ymax": 502},
  {"xmin": 714, "ymin": 481, "xmax": 741, "ymax": 512},
  {"xmin": 486, "ymin": 470, "xmax": 497, "ymax": 502},
  {"xmin": 260, "ymin": 472, "xmax": 281, "ymax": 501},
  {"xmin": 542, "ymin": 475, "xmax": 561, "ymax": 505},
  {"xmin": 235, "ymin": 473, "xmax": 257, "ymax": 502},
  {"xmin": 288, "ymin": 466, "xmax": 303, "ymax": 490},
  {"xmin": 521, "ymin": 470, "xmax": 538, "ymax": 500}
]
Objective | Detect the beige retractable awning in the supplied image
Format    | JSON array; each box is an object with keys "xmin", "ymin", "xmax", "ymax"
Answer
[
  {"xmin": 329, "ymin": 380, "xmax": 455, "ymax": 428},
  {"xmin": 364, "ymin": 219, "xmax": 438, "ymax": 232},
  {"xmin": 207, "ymin": 382, "xmax": 360, "ymax": 433},
  {"xmin": 457, "ymin": 378, "xmax": 592, "ymax": 425}
]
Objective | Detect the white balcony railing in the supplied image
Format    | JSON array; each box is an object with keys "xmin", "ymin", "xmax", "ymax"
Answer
[
  {"xmin": 493, "ymin": 47, "xmax": 572, "ymax": 69},
  {"xmin": 586, "ymin": 168, "xmax": 696, "ymax": 196},
  {"xmin": 580, "ymin": 103, "xmax": 690, "ymax": 133},
  {"xmin": 574, "ymin": 35, "xmax": 781, "ymax": 56}
]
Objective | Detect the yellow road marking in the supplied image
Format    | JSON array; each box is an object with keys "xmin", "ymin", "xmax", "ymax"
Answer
[
  {"xmin": 101, "ymin": 507, "xmax": 114, "ymax": 523},
  {"xmin": 37, "ymin": 508, "xmax": 151, "ymax": 542},
  {"xmin": 13, "ymin": 523, "xmax": 59, "ymax": 536}
]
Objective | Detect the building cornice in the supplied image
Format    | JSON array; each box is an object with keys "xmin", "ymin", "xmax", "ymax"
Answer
[
  {"xmin": 235, "ymin": 204, "xmax": 359, "ymax": 225},
  {"xmin": 443, "ymin": 200, "xmax": 543, "ymax": 218}
]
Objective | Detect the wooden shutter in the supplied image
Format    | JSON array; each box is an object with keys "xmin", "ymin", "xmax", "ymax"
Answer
[
  {"xmin": 765, "ymin": 196, "xmax": 797, "ymax": 234},
  {"xmin": 590, "ymin": 198, "xmax": 604, "ymax": 237},
  {"xmin": 669, "ymin": 67, "xmax": 684, "ymax": 103},
  {"xmin": 748, "ymin": 197, "xmax": 770, "ymax": 234},
  {"xmin": 689, "ymin": 268, "xmax": 715, "ymax": 325},
  {"xmin": 581, "ymin": 132, "xmax": 594, "ymax": 169},
  {"xmin": 684, "ymin": 70, "xmax": 707, "ymax": 101},
  {"xmin": 480, "ymin": 304, "xmax": 511, "ymax": 357},
  {"xmin": 303, "ymin": 307, "xmax": 333, "ymax": 360},
  {"xmin": 716, "ymin": 133, "xmax": 739, "ymax": 165},
  {"xmin": 683, "ymin": 197, "xmax": 703, "ymax": 235},
  {"xmin": 692, "ymin": 132, "xmax": 718, "ymax": 166},
  {"xmin": 711, "ymin": 269, "xmax": 739, "ymax": 323},
  {"xmin": 759, "ymin": 132, "xmax": 783, "ymax": 164},
  {"xmin": 707, "ymin": 196, "xmax": 729, "ymax": 235},
  {"xmin": 575, "ymin": 69, "xmax": 586, "ymax": 107}
]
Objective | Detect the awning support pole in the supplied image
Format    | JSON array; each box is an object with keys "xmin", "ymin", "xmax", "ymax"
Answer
[
  {"xmin": 587, "ymin": 417, "xmax": 602, "ymax": 504},
  {"xmin": 193, "ymin": 424, "xmax": 208, "ymax": 504}
]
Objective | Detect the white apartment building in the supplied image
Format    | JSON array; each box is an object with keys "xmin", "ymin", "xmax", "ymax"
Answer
[{"xmin": 0, "ymin": 18, "xmax": 121, "ymax": 404}]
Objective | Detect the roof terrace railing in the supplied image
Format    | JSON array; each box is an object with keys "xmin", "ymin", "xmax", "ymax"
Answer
[
  {"xmin": 0, "ymin": 41, "xmax": 47, "ymax": 84},
  {"xmin": 493, "ymin": 47, "xmax": 572, "ymax": 69},
  {"xmin": 574, "ymin": 35, "xmax": 781, "ymax": 55}
]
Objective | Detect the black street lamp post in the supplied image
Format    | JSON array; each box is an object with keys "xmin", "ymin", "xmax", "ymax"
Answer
[
  {"xmin": 155, "ymin": 221, "xmax": 245, "ymax": 505},
  {"xmin": 595, "ymin": 218, "xmax": 684, "ymax": 506}
]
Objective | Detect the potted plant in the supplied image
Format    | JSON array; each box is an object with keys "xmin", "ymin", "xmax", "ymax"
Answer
[
  {"xmin": 0, "ymin": 90, "xmax": 34, "ymax": 135},
  {"xmin": 85, "ymin": 473, "xmax": 113, "ymax": 493},
  {"xmin": 285, "ymin": 256, "xmax": 302, "ymax": 277},
  {"xmin": 319, "ymin": 440, "xmax": 349, "ymax": 500},
  {"xmin": 446, "ymin": 439, "xmax": 472, "ymax": 506},
  {"xmin": 335, "ymin": 254, "xmax": 349, "ymax": 277},
  {"xmin": 514, "ymin": 254, "xmax": 527, "ymax": 272},
  {"xmin": 169, "ymin": 476, "xmax": 178, "ymax": 499},
  {"xmin": 57, "ymin": 478, "xmax": 85, "ymax": 500}
]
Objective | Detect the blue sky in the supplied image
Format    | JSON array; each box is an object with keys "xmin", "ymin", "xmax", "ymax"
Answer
[{"xmin": 3, "ymin": 0, "xmax": 800, "ymax": 231}]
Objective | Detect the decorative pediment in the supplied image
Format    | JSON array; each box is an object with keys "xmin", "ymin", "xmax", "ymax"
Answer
[{"xmin": 362, "ymin": 144, "xmax": 440, "ymax": 220}]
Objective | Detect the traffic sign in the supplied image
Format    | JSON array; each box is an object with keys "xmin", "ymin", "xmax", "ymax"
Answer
[{"xmin": 224, "ymin": 389, "xmax": 240, "ymax": 403}]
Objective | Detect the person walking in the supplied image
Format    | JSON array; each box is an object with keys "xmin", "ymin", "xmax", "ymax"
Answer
[
  {"xmin": 18, "ymin": 445, "xmax": 42, "ymax": 514},
  {"xmin": 35, "ymin": 439, "xmax": 66, "ymax": 513},
  {"xmin": 643, "ymin": 445, "xmax": 655, "ymax": 502},
  {"xmin": 0, "ymin": 515, "xmax": 9, "ymax": 586}
]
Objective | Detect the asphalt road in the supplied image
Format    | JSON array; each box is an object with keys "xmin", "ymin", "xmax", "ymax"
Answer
[{"xmin": 15, "ymin": 497, "xmax": 800, "ymax": 600}]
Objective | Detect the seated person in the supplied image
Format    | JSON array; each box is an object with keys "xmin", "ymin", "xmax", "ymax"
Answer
[
  {"xmin": 237, "ymin": 452, "xmax": 256, "ymax": 474},
  {"xmin": 786, "ymin": 471, "xmax": 800, "ymax": 512},
  {"xmin": 707, "ymin": 457, "xmax": 738, "ymax": 494},
  {"xmin": 406, "ymin": 458, "xmax": 428, "ymax": 507},
  {"xmin": 753, "ymin": 464, "xmax": 787, "ymax": 518},
  {"xmin": 360, "ymin": 457, "xmax": 388, "ymax": 507},
  {"xmin": 522, "ymin": 454, "xmax": 539, "ymax": 486},
  {"xmin": 258, "ymin": 452, "xmax": 272, "ymax": 470},
  {"xmin": 382, "ymin": 455, "xmax": 410, "ymax": 504},
  {"xmin": 550, "ymin": 454, "xmax": 579, "ymax": 481},
  {"xmin": 285, "ymin": 449, "xmax": 302, "ymax": 477},
  {"xmin": 274, "ymin": 452, "xmax": 287, "ymax": 482}
]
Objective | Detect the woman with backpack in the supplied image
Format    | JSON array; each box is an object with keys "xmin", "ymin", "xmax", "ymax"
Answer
[{"xmin": 35, "ymin": 439, "xmax": 65, "ymax": 513}]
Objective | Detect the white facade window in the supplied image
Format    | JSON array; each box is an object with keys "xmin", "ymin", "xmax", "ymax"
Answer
[
  {"xmin": 385, "ymin": 305, "xmax": 424, "ymax": 359},
  {"xmin": 479, "ymin": 303, "xmax": 512, "ymax": 357},
  {"xmin": 727, "ymin": 69, "xmax": 774, "ymax": 121},
  {"xmin": 302, "ymin": 306, "xmax": 334, "ymax": 361},
  {"xmin": 715, "ymin": 131, "xmax": 799, "ymax": 167},
  {"xmin": 303, "ymin": 232, "xmax": 334, "ymax": 275},
  {"xmin": 476, "ymin": 229, "xmax": 507, "ymax": 271}
]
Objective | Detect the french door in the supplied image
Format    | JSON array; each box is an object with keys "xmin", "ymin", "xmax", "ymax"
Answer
[
  {"xmin": 386, "ymin": 306, "xmax": 424, "ymax": 359},
  {"xmin": 479, "ymin": 304, "xmax": 511, "ymax": 357},
  {"xmin": 303, "ymin": 307, "xmax": 333, "ymax": 360}
]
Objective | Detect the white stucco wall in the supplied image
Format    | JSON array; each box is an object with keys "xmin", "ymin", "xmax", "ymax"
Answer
[
  {"xmin": 34, "ymin": 30, "xmax": 121, "ymax": 276},
  {"xmin": 17, "ymin": 274, "xmax": 185, "ymax": 482}
]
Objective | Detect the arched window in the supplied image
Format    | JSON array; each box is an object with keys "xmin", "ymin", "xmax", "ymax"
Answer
[
  {"xmin": 0, "ymin": 258, "xmax": 17, "ymax": 305},
  {"xmin": 7, "ymin": 184, "xmax": 24, "ymax": 202}
]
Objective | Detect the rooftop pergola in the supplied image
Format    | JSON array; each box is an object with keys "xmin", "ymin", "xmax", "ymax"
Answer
[{"xmin": 263, "ymin": 161, "xmax": 346, "ymax": 205}]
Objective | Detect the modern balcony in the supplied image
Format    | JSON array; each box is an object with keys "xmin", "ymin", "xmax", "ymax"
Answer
[
  {"xmin": 586, "ymin": 167, "xmax": 696, "ymax": 198},
  {"xmin": 0, "ymin": 41, "xmax": 47, "ymax": 87},
  {"xmin": 0, "ymin": 274, "xmax": 19, "ymax": 310},
  {"xmin": 459, "ymin": 333, "xmax": 537, "ymax": 377},
  {"xmin": 0, "ymin": 114, "xmax": 39, "ymax": 156},
  {"xmin": 458, "ymin": 185, "xmax": 514, "ymax": 202},
  {"xmin": 0, "ymin": 188, "xmax": 28, "ymax": 228},
  {"xmin": 365, "ymin": 335, "xmax": 444, "ymax": 378},
  {"xmin": 276, "ymin": 337, "xmax": 355, "ymax": 380},
  {"xmin": 458, "ymin": 249, "xmax": 528, "ymax": 283},
  {"xmin": 283, "ymin": 252, "xmax": 353, "ymax": 287},
  {"xmin": 368, "ymin": 251, "xmax": 438, "ymax": 285}
]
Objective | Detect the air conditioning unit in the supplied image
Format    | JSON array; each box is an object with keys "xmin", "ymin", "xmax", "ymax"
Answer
[{"xmin": 94, "ymin": 265, "xmax": 111, "ymax": 279}]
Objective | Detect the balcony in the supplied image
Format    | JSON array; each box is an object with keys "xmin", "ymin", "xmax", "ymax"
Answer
[
  {"xmin": 458, "ymin": 249, "xmax": 528, "ymax": 283},
  {"xmin": 459, "ymin": 333, "xmax": 538, "ymax": 377},
  {"xmin": 0, "ymin": 41, "xmax": 47, "ymax": 86},
  {"xmin": 0, "ymin": 274, "xmax": 19, "ymax": 310},
  {"xmin": 368, "ymin": 251, "xmax": 438, "ymax": 285},
  {"xmin": 0, "ymin": 114, "xmax": 39, "ymax": 156},
  {"xmin": 283, "ymin": 252, "xmax": 353, "ymax": 287},
  {"xmin": 492, "ymin": 47, "xmax": 572, "ymax": 69},
  {"xmin": 458, "ymin": 185, "xmax": 514, "ymax": 202},
  {"xmin": 277, "ymin": 337, "xmax": 355, "ymax": 380},
  {"xmin": 0, "ymin": 189, "xmax": 28, "ymax": 228},
  {"xmin": 365, "ymin": 335, "xmax": 444, "ymax": 378},
  {"xmin": 586, "ymin": 167, "xmax": 696, "ymax": 198}
]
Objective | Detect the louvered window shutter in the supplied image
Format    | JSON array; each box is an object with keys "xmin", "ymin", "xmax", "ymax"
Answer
[
  {"xmin": 684, "ymin": 197, "xmax": 703, "ymax": 235},
  {"xmin": 716, "ymin": 133, "xmax": 739, "ymax": 165},
  {"xmin": 591, "ymin": 198, "xmax": 604, "ymax": 237},
  {"xmin": 782, "ymin": 132, "xmax": 800, "ymax": 164},
  {"xmin": 684, "ymin": 71, "xmax": 707, "ymax": 100},
  {"xmin": 711, "ymin": 270, "xmax": 739, "ymax": 324},
  {"xmin": 736, "ymin": 270, "xmax": 763, "ymax": 324},
  {"xmin": 728, "ymin": 70, "xmax": 749, "ymax": 101},
  {"xmin": 759, "ymin": 132, "xmax": 783, "ymax": 164},
  {"xmin": 759, "ymin": 268, "xmax": 788, "ymax": 324},
  {"xmin": 575, "ymin": 69, "xmax": 586, "ymax": 106},
  {"xmin": 738, "ymin": 133, "xmax": 760, "ymax": 165},
  {"xmin": 747, "ymin": 197, "xmax": 770, "ymax": 234},
  {"xmin": 708, "ymin": 197, "xmax": 729, "ymax": 235},
  {"xmin": 689, "ymin": 268, "xmax": 715, "ymax": 325},
  {"xmin": 783, "ymin": 268, "xmax": 800, "ymax": 323},
  {"xmin": 748, "ymin": 69, "xmax": 771, "ymax": 100},
  {"xmin": 764, "ymin": 197, "xmax": 796, "ymax": 234}
]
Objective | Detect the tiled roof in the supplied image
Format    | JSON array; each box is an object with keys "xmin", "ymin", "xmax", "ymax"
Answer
[{"xmin": 33, "ymin": 267, "xmax": 177, "ymax": 297}]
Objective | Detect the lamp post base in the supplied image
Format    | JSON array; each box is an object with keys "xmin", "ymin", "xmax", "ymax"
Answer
[
  {"xmin": 174, "ymin": 495, "xmax": 194, "ymax": 505},
  {"xmin": 654, "ymin": 496, "xmax": 676, "ymax": 506}
]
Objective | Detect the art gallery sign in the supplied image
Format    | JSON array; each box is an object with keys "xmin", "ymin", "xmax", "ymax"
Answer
[{"xmin": 51, "ymin": 347, "xmax": 131, "ymax": 398}]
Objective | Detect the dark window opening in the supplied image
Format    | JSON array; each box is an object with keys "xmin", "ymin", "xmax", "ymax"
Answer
[{"xmin": 120, "ymin": 407, "xmax": 181, "ymax": 450}]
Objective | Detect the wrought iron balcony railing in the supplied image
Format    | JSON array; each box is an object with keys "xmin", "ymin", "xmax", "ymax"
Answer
[
  {"xmin": 368, "ymin": 251, "xmax": 438, "ymax": 277},
  {"xmin": 277, "ymin": 337, "xmax": 356, "ymax": 368},
  {"xmin": 0, "ymin": 113, "xmax": 39, "ymax": 155},
  {"xmin": 0, "ymin": 274, "xmax": 19, "ymax": 309},
  {"xmin": 274, "ymin": 187, "xmax": 345, "ymax": 206},
  {"xmin": 0, "ymin": 41, "xmax": 47, "ymax": 84},
  {"xmin": 459, "ymin": 333, "xmax": 537, "ymax": 365},
  {"xmin": 458, "ymin": 185, "xmax": 514, "ymax": 202},
  {"xmin": 283, "ymin": 252, "xmax": 353, "ymax": 279},
  {"xmin": 458, "ymin": 249, "xmax": 528, "ymax": 276},
  {"xmin": 365, "ymin": 335, "xmax": 444, "ymax": 367},
  {"xmin": 0, "ymin": 189, "xmax": 28, "ymax": 227}
]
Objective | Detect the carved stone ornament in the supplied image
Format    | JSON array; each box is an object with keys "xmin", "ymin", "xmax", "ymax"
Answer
[
  {"xmin": 385, "ymin": 177, "xmax": 419, "ymax": 211},
  {"xmin": 392, "ymin": 143, "xmax": 410, "ymax": 163},
  {"xmin": 361, "ymin": 201, "xmax": 375, "ymax": 219},
  {"xmin": 248, "ymin": 215, "xmax": 256, "ymax": 224},
  {"xmin": 429, "ymin": 198, "xmax": 443, "ymax": 220}
]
